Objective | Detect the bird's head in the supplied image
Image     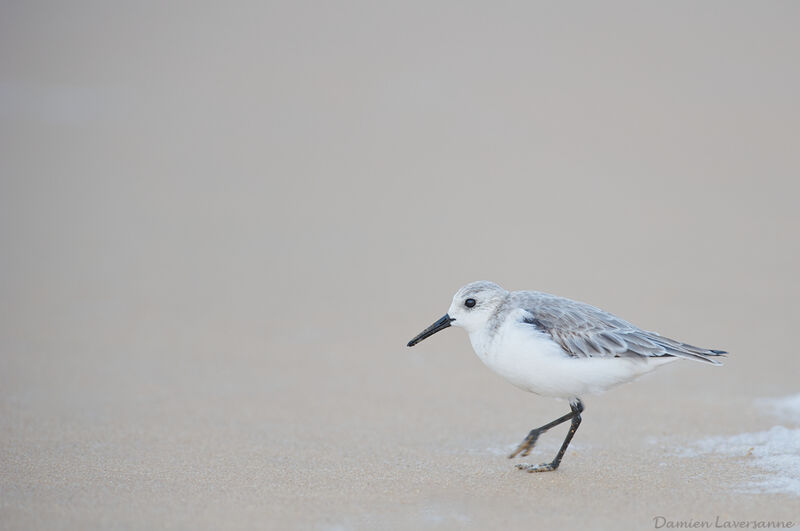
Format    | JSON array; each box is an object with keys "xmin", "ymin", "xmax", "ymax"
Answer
[{"xmin": 407, "ymin": 281, "xmax": 508, "ymax": 346}]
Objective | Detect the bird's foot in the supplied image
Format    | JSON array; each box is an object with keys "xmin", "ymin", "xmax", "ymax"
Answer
[
  {"xmin": 515, "ymin": 462, "xmax": 558, "ymax": 473},
  {"xmin": 508, "ymin": 430, "xmax": 542, "ymax": 459}
]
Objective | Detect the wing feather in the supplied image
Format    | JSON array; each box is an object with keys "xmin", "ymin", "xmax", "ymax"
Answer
[{"xmin": 517, "ymin": 292, "xmax": 725, "ymax": 365}]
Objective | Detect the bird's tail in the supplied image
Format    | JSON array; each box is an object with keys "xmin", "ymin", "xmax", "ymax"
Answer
[{"xmin": 650, "ymin": 335, "xmax": 727, "ymax": 365}]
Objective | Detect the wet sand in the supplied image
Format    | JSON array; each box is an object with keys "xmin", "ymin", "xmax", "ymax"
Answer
[{"xmin": 2, "ymin": 3, "xmax": 799, "ymax": 529}]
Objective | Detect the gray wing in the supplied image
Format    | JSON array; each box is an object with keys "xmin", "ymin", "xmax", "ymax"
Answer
[{"xmin": 518, "ymin": 293, "xmax": 726, "ymax": 365}]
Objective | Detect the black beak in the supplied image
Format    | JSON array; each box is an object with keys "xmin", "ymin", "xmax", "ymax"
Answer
[{"xmin": 407, "ymin": 314, "xmax": 454, "ymax": 347}]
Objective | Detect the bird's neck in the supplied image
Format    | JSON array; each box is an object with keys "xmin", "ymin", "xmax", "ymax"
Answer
[{"xmin": 468, "ymin": 327, "xmax": 497, "ymax": 361}]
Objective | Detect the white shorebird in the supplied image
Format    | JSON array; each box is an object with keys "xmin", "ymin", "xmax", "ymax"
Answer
[{"xmin": 407, "ymin": 281, "xmax": 726, "ymax": 472}]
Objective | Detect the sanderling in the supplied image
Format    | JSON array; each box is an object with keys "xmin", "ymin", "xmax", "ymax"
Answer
[{"xmin": 407, "ymin": 281, "xmax": 726, "ymax": 473}]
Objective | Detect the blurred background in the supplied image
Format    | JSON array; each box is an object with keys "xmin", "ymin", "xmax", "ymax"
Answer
[{"xmin": 2, "ymin": 2, "xmax": 798, "ymax": 529}]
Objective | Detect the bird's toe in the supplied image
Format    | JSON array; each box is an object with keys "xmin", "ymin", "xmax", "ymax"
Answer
[
  {"xmin": 508, "ymin": 433, "xmax": 540, "ymax": 459},
  {"xmin": 516, "ymin": 462, "xmax": 557, "ymax": 473}
]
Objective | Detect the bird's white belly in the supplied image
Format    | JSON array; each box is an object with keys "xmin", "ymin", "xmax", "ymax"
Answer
[{"xmin": 468, "ymin": 319, "xmax": 673, "ymax": 399}]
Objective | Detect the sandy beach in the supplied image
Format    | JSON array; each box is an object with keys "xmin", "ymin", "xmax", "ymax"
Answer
[{"xmin": 2, "ymin": 2, "xmax": 799, "ymax": 529}]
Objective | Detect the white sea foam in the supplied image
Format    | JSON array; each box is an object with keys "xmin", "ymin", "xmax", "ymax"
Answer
[
  {"xmin": 672, "ymin": 394, "xmax": 800, "ymax": 496},
  {"xmin": 690, "ymin": 426, "xmax": 800, "ymax": 496}
]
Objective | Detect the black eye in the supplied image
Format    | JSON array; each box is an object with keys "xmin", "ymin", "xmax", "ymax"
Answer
[{"xmin": 465, "ymin": 298, "xmax": 476, "ymax": 308}]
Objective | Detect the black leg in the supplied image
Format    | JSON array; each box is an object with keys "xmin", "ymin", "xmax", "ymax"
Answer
[
  {"xmin": 508, "ymin": 410, "xmax": 574, "ymax": 458},
  {"xmin": 512, "ymin": 399, "xmax": 584, "ymax": 472}
]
